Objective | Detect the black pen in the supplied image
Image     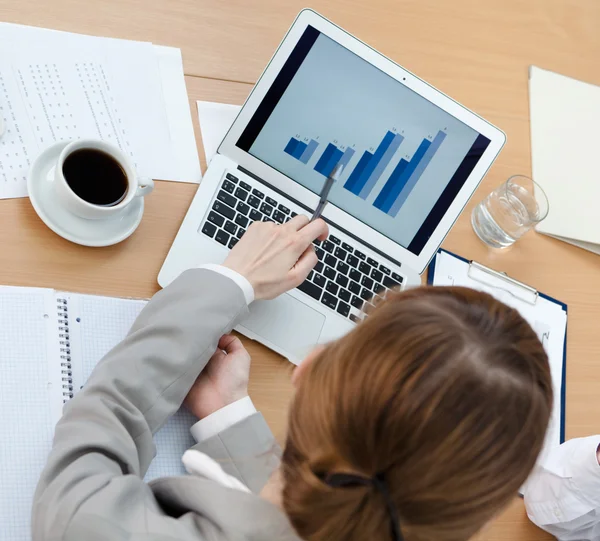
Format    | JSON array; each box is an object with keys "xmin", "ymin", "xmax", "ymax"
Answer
[{"xmin": 311, "ymin": 163, "xmax": 343, "ymax": 221}]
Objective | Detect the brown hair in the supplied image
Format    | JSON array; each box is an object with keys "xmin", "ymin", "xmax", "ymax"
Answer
[{"xmin": 281, "ymin": 286, "xmax": 552, "ymax": 541}]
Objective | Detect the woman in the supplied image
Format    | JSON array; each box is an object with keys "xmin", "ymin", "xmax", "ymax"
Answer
[{"xmin": 33, "ymin": 216, "xmax": 553, "ymax": 541}]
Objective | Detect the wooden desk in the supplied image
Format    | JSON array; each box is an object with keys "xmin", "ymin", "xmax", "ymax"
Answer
[{"xmin": 1, "ymin": 1, "xmax": 599, "ymax": 539}]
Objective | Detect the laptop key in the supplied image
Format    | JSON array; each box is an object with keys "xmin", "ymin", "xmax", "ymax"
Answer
[
  {"xmin": 235, "ymin": 214, "xmax": 249, "ymax": 228},
  {"xmin": 379, "ymin": 264, "xmax": 391, "ymax": 275},
  {"xmin": 355, "ymin": 250, "xmax": 366, "ymax": 260},
  {"xmin": 215, "ymin": 229, "xmax": 230, "ymax": 246},
  {"xmin": 308, "ymin": 270, "xmax": 314, "ymax": 281},
  {"xmin": 222, "ymin": 179, "xmax": 236, "ymax": 194},
  {"xmin": 367, "ymin": 257, "xmax": 378, "ymax": 267},
  {"xmin": 236, "ymin": 227, "xmax": 246, "ymax": 239},
  {"xmin": 266, "ymin": 196, "xmax": 278, "ymax": 207},
  {"xmin": 224, "ymin": 220, "xmax": 237, "ymax": 235},
  {"xmin": 240, "ymin": 180, "xmax": 252, "ymax": 191},
  {"xmin": 330, "ymin": 235, "xmax": 341, "ymax": 245},
  {"xmin": 217, "ymin": 190, "xmax": 236, "ymax": 207},
  {"xmin": 234, "ymin": 187, "xmax": 248, "ymax": 201},
  {"xmin": 348, "ymin": 280, "xmax": 361, "ymax": 295},
  {"xmin": 350, "ymin": 313, "xmax": 360, "ymax": 323},
  {"xmin": 291, "ymin": 211, "xmax": 298, "ymax": 218},
  {"xmin": 260, "ymin": 203, "xmax": 273, "ymax": 216},
  {"xmin": 351, "ymin": 296, "xmax": 363, "ymax": 309},
  {"xmin": 337, "ymin": 261, "xmax": 350, "ymax": 275},
  {"xmin": 315, "ymin": 247, "xmax": 325, "ymax": 260},
  {"xmin": 249, "ymin": 208, "xmax": 262, "ymax": 221},
  {"xmin": 349, "ymin": 269, "xmax": 361, "ymax": 282},
  {"xmin": 228, "ymin": 237, "xmax": 239, "ymax": 249},
  {"xmin": 360, "ymin": 288, "xmax": 372, "ymax": 301},
  {"xmin": 272, "ymin": 210, "xmax": 286, "ymax": 223},
  {"xmin": 342, "ymin": 242, "xmax": 353, "ymax": 252},
  {"xmin": 278, "ymin": 204, "xmax": 291, "ymax": 214},
  {"xmin": 212, "ymin": 201, "xmax": 235, "ymax": 220},
  {"xmin": 247, "ymin": 195, "xmax": 261, "ymax": 209},
  {"xmin": 236, "ymin": 202, "xmax": 250, "ymax": 215},
  {"xmin": 226, "ymin": 173, "xmax": 238, "ymax": 183},
  {"xmin": 325, "ymin": 254, "xmax": 336, "ymax": 267},
  {"xmin": 359, "ymin": 261, "xmax": 371, "ymax": 275},
  {"xmin": 339, "ymin": 288, "xmax": 351, "ymax": 302},
  {"xmin": 325, "ymin": 281, "xmax": 339, "ymax": 295},
  {"xmin": 201, "ymin": 221, "xmax": 217, "ymax": 238},
  {"xmin": 252, "ymin": 188, "xmax": 265, "ymax": 199},
  {"xmin": 207, "ymin": 211, "xmax": 224, "ymax": 228},
  {"xmin": 383, "ymin": 276, "xmax": 401, "ymax": 288},
  {"xmin": 361, "ymin": 276, "xmax": 374, "ymax": 290},
  {"xmin": 324, "ymin": 266, "xmax": 336, "ymax": 280},
  {"xmin": 297, "ymin": 280, "xmax": 322, "ymax": 301},
  {"xmin": 336, "ymin": 274, "xmax": 349, "ymax": 288},
  {"xmin": 313, "ymin": 273, "xmax": 327, "ymax": 287},
  {"xmin": 336, "ymin": 302, "xmax": 350, "ymax": 317},
  {"xmin": 371, "ymin": 269, "xmax": 384, "ymax": 283},
  {"xmin": 347, "ymin": 254, "xmax": 359, "ymax": 268},
  {"xmin": 392, "ymin": 272, "xmax": 404, "ymax": 283},
  {"xmin": 322, "ymin": 240, "xmax": 335, "ymax": 253},
  {"xmin": 315, "ymin": 261, "xmax": 324, "ymax": 273},
  {"xmin": 334, "ymin": 247, "xmax": 347, "ymax": 261},
  {"xmin": 321, "ymin": 292, "xmax": 338, "ymax": 310}
]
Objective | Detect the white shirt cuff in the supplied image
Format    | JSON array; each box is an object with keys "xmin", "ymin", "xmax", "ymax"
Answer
[
  {"xmin": 190, "ymin": 396, "xmax": 257, "ymax": 443},
  {"xmin": 197, "ymin": 264, "xmax": 254, "ymax": 304}
]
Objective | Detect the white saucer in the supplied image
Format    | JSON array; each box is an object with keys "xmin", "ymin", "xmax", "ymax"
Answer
[{"xmin": 28, "ymin": 141, "xmax": 144, "ymax": 247}]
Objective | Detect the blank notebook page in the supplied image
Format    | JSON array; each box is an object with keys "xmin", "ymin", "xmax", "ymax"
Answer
[
  {"xmin": 0, "ymin": 287, "xmax": 57, "ymax": 541},
  {"xmin": 67, "ymin": 293, "xmax": 196, "ymax": 481}
]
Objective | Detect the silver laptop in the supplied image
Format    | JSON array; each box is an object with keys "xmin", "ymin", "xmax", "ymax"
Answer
[{"xmin": 158, "ymin": 9, "xmax": 506, "ymax": 363}]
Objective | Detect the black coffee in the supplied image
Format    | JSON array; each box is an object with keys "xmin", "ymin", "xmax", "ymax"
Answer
[{"xmin": 62, "ymin": 149, "xmax": 128, "ymax": 206}]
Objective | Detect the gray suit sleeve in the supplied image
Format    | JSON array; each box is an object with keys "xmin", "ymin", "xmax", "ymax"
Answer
[
  {"xmin": 32, "ymin": 269, "xmax": 250, "ymax": 540},
  {"xmin": 191, "ymin": 412, "xmax": 282, "ymax": 493}
]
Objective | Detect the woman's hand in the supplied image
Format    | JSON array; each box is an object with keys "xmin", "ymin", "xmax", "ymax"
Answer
[
  {"xmin": 223, "ymin": 215, "xmax": 328, "ymax": 300},
  {"xmin": 184, "ymin": 334, "xmax": 251, "ymax": 420}
]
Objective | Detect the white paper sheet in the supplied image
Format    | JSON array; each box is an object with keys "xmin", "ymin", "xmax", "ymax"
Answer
[
  {"xmin": 196, "ymin": 100, "xmax": 241, "ymax": 169},
  {"xmin": 0, "ymin": 23, "xmax": 200, "ymax": 200},
  {"xmin": 529, "ymin": 66, "xmax": 600, "ymax": 252},
  {"xmin": 431, "ymin": 250, "xmax": 567, "ymax": 464}
]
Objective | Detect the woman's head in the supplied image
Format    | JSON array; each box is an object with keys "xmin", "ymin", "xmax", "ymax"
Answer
[{"xmin": 281, "ymin": 286, "xmax": 552, "ymax": 541}]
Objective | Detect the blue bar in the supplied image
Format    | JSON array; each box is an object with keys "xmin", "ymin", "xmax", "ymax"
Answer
[
  {"xmin": 378, "ymin": 138, "xmax": 432, "ymax": 214},
  {"xmin": 389, "ymin": 130, "xmax": 447, "ymax": 217},
  {"xmin": 292, "ymin": 140, "xmax": 308, "ymax": 159},
  {"xmin": 284, "ymin": 137, "xmax": 300, "ymax": 156},
  {"xmin": 346, "ymin": 131, "xmax": 396, "ymax": 197},
  {"xmin": 321, "ymin": 147, "xmax": 344, "ymax": 177},
  {"xmin": 337, "ymin": 147, "xmax": 356, "ymax": 171},
  {"xmin": 299, "ymin": 139, "xmax": 319, "ymax": 164},
  {"xmin": 314, "ymin": 143, "xmax": 338, "ymax": 175},
  {"xmin": 373, "ymin": 159, "xmax": 409, "ymax": 210},
  {"xmin": 358, "ymin": 133, "xmax": 404, "ymax": 200},
  {"xmin": 344, "ymin": 151, "xmax": 373, "ymax": 194}
]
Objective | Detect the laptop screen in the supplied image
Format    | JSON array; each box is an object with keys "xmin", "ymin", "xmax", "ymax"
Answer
[{"xmin": 236, "ymin": 26, "xmax": 491, "ymax": 255}]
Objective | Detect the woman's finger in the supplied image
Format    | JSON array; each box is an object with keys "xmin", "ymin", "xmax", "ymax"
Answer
[{"xmin": 218, "ymin": 334, "xmax": 246, "ymax": 355}]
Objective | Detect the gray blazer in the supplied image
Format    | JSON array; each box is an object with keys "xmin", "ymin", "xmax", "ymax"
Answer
[{"xmin": 33, "ymin": 269, "xmax": 301, "ymax": 541}]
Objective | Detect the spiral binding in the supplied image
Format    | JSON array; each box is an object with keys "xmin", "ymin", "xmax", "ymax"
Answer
[{"xmin": 57, "ymin": 298, "xmax": 73, "ymax": 403}]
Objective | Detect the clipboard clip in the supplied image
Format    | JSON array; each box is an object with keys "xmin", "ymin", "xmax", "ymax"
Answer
[{"xmin": 467, "ymin": 261, "xmax": 539, "ymax": 305}]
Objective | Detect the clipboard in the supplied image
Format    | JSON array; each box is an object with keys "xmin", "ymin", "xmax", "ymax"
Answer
[{"xmin": 427, "ymin": 248, "xmax": 568, "ymax": 445}]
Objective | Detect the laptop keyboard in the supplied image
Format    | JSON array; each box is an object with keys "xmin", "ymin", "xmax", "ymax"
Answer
[{"xmin": 200, "ymin": 172, "xmax": 404, "ymax": 323}]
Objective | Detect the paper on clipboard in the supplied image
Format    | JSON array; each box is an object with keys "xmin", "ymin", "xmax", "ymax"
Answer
[{"xmin": 430, "ymin": 250, "xmax": 567, "ymax": 463}]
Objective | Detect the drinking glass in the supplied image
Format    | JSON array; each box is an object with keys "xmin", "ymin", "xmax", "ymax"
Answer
[{"xmin": 471, "ymin": 175, "xmax": 549, "ymax": 248}]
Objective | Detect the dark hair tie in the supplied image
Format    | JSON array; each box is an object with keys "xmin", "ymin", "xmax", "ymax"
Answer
[{"xmin": 324, "ymin": 472, "xmax": 403, "ymax": 541}]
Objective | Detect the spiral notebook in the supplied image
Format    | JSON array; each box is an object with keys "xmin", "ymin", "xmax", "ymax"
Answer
[{"xmin": 0, "ymin": 286, "xmax": 197, "ymax": 541}]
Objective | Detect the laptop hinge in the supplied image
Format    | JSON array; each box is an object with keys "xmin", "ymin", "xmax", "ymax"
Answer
[{"xmin": 238, "ymin": 166, "xmax": 402, "ymax": 268}]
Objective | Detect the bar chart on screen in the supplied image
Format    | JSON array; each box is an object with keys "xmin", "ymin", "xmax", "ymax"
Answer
[{"xmin": 283, "ymin": 127, "xmax": 447, "ymax": 218}]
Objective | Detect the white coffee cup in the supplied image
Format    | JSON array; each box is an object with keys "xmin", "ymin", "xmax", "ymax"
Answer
[{"xmin": 54, "ymin": 139, "xmax": 154, "ymax": 220}]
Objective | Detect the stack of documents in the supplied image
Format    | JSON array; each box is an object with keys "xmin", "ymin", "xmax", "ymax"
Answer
[
  {"xmin": 0, "ymin": 23, "xmax": 201, "ymax": 199},
  {"xmin": 529, "ymin": 66, "xmax": 600, "ymax": 254}
]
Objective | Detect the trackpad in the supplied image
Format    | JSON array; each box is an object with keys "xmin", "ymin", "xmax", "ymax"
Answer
[{"xmin": 241, "ymin": 294, "xmax": 325, "ymax": 362}]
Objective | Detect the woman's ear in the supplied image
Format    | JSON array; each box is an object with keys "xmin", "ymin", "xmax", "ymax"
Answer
[{"xmin": 292, "ymin": 345, "xmax": 325, "ymax": 388}]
